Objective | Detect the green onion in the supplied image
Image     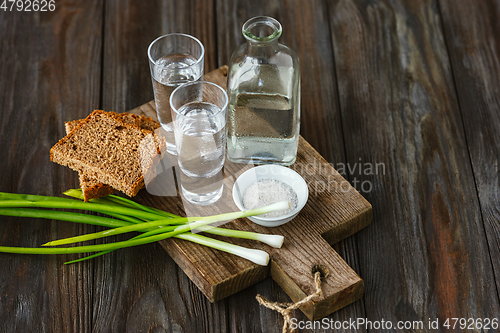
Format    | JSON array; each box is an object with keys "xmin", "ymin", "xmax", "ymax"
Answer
[
  {"xmin": 63, "ymin": 231, "xmax": 273, "ymax": 267},
  {"xmin": 129, "ymin": 225, "xmax": 285, "ymax": 248},
  {"xmin": 0, "ymin": 232, "xmax": 271, "ymax": 266},
  {"xmin": 194, "ymin": 225, "xmax": 284, "ymax": 248},
  {"xmin": 0, "ymin": 208, "xmax": 130, "ymax": 228},
  {"xmin": 176, "ymin": 233, "xmax": 270, "ymax": 266},
  {"xmin": 0, "ymin": 191, "xmax": 289, "ymax": 266},
  {"xmin": 64, "ymin": 251, "xmax": 112, "ymax": 264},
  {"xmin": 42, "ymin": 221, "xmax": 180, "ymax": 246},
  {"xmin": 64, "ymin": 189, "xmax": 177, "ymax": 218},
  {"xmin": 0, "ymin": 199, "xmax": 163, "ymax": 221},
  {"xmin": 43, "ymin": 201, "xmax": 289, "ymax": 247}
]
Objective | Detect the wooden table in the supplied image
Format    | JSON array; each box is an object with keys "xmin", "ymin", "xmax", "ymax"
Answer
[{"xmin": 1, "ymin": 0, "xmax": 499, "ymax": 332}]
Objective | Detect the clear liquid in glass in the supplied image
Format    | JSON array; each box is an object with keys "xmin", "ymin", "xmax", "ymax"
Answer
[
  {"xmin": 152, "ymin": 54, "xmax": 202, "ymax": 154},
  {"xmin": 174, "ymin": 101, "xmax": 226, "ymax": 205},
  {"xmin": 175, "ymin": 102, "xmax": 226, "ymax": 178}
]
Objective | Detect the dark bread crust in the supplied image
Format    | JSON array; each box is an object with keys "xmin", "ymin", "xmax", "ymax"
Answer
[
  {"xmin": 78, "ymin": 174, "xmax": 115, "ymax": 201},
  {"xmin": 65, "ymin": 112, "xmax": 159, "ymax": 133},
  {"xmin": 51, "ymin": 110, "xmax": 161, "ymax": 198}
]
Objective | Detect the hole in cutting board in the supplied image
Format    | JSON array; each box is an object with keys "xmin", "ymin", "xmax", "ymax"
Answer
[{"xmin": 311, "ymin": 264, "xmax": 330, "ymax": 279}]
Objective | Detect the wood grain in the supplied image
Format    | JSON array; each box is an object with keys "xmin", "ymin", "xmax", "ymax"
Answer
[
  {"xmin": 0, "ymin": 1, "xmax": 103, "ymax": 332},
  {"xmin": 438, "ymin": 0, "xmax": 500, "ymax": 301},
  {"xmin": 327, "ymin": 0, "xmax": 500, "ymax": 327}
]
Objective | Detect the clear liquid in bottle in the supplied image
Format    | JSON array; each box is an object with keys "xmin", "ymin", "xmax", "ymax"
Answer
[{"xmin": 228, "ymin": 91, "xmax": 298, "ymax": 165}]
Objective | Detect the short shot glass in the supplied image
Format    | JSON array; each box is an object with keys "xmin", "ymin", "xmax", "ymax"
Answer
[
  {"xmin": 148, "ymin": 33, "xmax": 204, "ymax": 155},
  {"xmin": 170, "ymin": 81, "xmax": 228, "ymax": 205}
]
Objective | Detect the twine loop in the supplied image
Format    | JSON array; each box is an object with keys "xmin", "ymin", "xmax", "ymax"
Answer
[{"xmin": 256, "ymin": 271, "xmax": 323, "ymax": 333}]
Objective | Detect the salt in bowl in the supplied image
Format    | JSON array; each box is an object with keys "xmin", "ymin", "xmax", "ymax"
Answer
[{"xmin": 232, "ymin": 165, "xmax": 309, "ymax": 227}]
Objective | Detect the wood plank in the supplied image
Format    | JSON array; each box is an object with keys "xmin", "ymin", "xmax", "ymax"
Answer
[
  {"xmin": 0, "ymin": 1, "xmax": 103, "ymax": 332},
  {"xmin": 215, "ymin": 0, "xmax": 368, "ymax": 329},
  {"xmin": 327, "ymin": 0, "xmax": 500, "ymax": 326},
  {"xmin": 95, "ymin": 1, "xmax": 226, "ymax": 332},
  {"xmin": 438, "ymin": 0, "xmax": 500, "ymax": 299}
]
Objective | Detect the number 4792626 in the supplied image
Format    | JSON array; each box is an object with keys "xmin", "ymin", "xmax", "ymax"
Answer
[
  {"xmin": 1, "ymin": 0, "xmax": 55, "ymax": 11},
  {"xmin": 443, "ymin": 318, "xmax": 499, "ymax": 330}
]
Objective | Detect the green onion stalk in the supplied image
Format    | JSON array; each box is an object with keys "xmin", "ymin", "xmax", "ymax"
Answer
[{"xmin": 0, "ymin": 190, "xmax": 287, "ymax": 266}]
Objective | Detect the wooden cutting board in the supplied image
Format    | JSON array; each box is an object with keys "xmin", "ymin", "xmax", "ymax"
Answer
[{"xmin": 128, "ymin": 66, "xmax": 372, "ymax": 320}]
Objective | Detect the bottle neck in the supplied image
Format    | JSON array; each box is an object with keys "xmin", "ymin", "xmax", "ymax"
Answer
[
  {"xmin": 246, "ymin": 39, "xmax": 280, "ymax": 57},
  {"xmin": 242, "ymin": 16, "xmax": 282, "ymax": 58}
]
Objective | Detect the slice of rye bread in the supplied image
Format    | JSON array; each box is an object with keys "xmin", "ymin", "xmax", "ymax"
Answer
[
  {"xmin": 51, "ymin": 110, "xmax": 161, "ymax": 198},
  {"xmin": 64, "ymin": 113, "xmax": 160, "ymax": 201}
]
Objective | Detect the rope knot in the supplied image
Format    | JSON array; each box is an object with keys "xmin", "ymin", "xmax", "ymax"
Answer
[{"xmin": 256, "ymin": 271, "xmax": 323, "ymax": 333}]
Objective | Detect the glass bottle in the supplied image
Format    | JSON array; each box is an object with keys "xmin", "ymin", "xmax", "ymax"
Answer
[{"xmin": 227, "ymin": 16, "xmax": 300, "ymax": 166}]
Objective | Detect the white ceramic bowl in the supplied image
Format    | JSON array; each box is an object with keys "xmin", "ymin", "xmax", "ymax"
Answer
[{"xmin": 232, "ymin": 165, "xmax": 309, "ymax": 227}]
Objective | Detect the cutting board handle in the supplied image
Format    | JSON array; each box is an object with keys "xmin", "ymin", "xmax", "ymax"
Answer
[{"xmin": 269, "ymin": 227, "xmax": 364, "ymax": 320}]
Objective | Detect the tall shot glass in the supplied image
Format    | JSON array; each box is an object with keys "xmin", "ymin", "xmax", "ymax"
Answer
[
  {"xmin": 148, "ymin": 33, "xmax": 204, "ymax": 155},
  {"xmin": 170, "ymin": 81, "xmax": 228, "ymax": 205}
]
